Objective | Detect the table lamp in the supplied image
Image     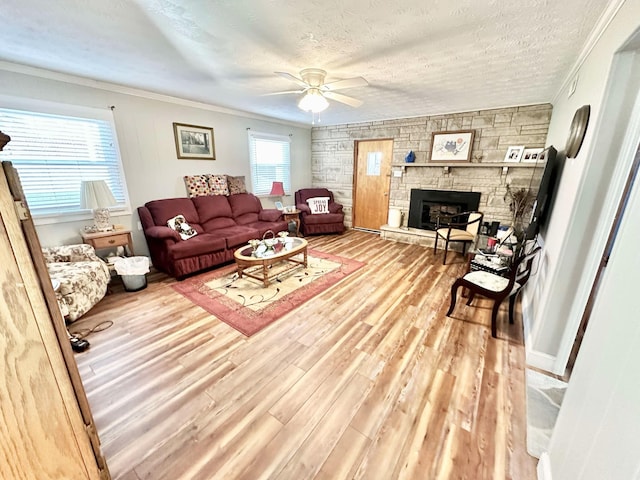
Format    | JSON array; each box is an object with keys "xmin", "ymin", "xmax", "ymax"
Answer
[
  {"xmin": 80, "ymin": 180, "xmax": 117, "ymax": 231},
  {"xmin": 270, "ymin": 181, "xmax": 285, "ymax": 210}
]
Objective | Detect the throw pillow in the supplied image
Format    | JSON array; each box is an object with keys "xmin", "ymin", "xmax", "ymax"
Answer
[
  {"xmin": 183, "ymin": 175, "xmax": 212, "ymax": 197},
  {"xmin": 226, "ymin": 175, "xmax": 247, "ymax": 195},
  {"xmin": 306, "ymin": 196, "xmax": 330, "ymax": 214},
  {"xmin": 167, "ymin": 214, "xmax": 198, "ymax": 240},
  {"xmin": 208, "ymin": 174, "xmax": 230, "ymax": 196}
]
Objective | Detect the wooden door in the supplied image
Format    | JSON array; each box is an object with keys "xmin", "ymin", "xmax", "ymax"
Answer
[
  {"xmin": 354, "ymin": 139, "xmax": 393, "ymax": 230},
  {"xmin": 1, "ymin": 157, "xmax": 109, "ymax": 475}
]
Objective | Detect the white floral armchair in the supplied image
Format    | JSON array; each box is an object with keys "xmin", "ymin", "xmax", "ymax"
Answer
[{"xmin": 42, "ymin": 244, "xmax": 111, "ymax": 322}]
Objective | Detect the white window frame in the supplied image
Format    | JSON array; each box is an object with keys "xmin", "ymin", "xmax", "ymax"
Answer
[
  {"xmin": 0, "ymin": 96, "xmax": 130, "ymax": 225},
  {"xmin": 248, "ymin": 130, "xmax": 291, "ymax": 196}
]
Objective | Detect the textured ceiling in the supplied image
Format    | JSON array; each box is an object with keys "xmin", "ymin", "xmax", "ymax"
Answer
[{"xmin": 0, "ymin": 0, "xmax": 611, "ymax": 126}]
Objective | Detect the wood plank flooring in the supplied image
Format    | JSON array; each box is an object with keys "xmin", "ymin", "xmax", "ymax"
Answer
[{"xmin": 72, "ymin": 230, "xmax": 536, "ymax": 480}]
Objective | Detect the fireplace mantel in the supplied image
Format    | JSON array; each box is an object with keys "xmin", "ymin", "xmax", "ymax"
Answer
[{"xmin": 392, "ymin": 162, "xmax": 540, "ymax": 171}]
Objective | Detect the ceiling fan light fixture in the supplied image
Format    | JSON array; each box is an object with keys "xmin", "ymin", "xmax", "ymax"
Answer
[{"xmin": 298, "ymin": 88, "xmax": 329, "ymax": 113}]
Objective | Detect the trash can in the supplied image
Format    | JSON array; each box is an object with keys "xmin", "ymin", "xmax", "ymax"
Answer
[
  {"xmin": 388, "ymin": 208, "xmax": 402, "ymax": 228},
  {"xmin": 113, "ymin": 256, "xmax": 150, "ymax": 292}
]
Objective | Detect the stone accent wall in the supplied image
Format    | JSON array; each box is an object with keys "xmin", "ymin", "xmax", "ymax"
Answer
[{"xmin": 311, "ymin": 104, "xmax": 552, "ymax": 228}]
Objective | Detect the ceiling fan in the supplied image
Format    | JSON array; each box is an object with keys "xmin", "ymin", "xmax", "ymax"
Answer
[{"xmin": 267, "ymin": 68, "xmax": 368, "ymax": 112}]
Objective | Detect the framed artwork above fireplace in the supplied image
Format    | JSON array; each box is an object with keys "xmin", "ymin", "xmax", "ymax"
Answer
[{"xmin": 430, "ymin": 130, "xmax": 475, "ymax": 162}]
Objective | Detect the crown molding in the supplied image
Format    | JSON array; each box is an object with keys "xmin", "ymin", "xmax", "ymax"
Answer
[
  {"xmin": 552, "ymin": 0, "xmax": 627, "ymax": 104},
  {"xmin": 0, "ymin": 61, "xmax": 310, "ymax": 129}
]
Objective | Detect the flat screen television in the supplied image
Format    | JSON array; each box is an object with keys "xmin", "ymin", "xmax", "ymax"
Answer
[{"xmin": 525, "ymin": 146, "xmax": 559, "ymax": 240}]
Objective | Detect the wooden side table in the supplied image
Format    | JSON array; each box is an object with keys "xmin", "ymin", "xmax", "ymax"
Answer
[
  {"xmin": 282, "ymin": 209, "xmax": 301, "ymax": 237},
  {"xmin": 81, "ymin": 229, "xmax": 135, "ymax": 256}
]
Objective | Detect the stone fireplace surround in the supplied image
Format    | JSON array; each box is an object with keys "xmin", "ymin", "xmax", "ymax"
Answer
[{"xmin": 310, "ymin": 104, "xmax": 551, "ymax": 247}]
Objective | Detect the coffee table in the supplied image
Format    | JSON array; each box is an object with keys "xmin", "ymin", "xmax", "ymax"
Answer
[{"xmin": 234, "ymin": 237, "xmax": 308, "ymax": 287}]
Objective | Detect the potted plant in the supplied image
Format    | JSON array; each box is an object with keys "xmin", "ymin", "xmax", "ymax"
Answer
[{"xmin": 504, "ymin": 184, "xmax": 536, "ymax": 251}]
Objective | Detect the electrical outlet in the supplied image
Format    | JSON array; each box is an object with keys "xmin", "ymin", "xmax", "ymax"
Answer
[{"xmin": 137, "ymin": 221, "xmax": 142, "ymax": 231}]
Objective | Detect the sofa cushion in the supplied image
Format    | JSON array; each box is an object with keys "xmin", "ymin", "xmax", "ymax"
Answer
[
  {"xmin": 192, "ymin": 195, "xmax": 237, "ymax": 231},
  {"xmin": 168, "ymin": 234, "xmax": 226, "ymax": 260},
  {"xmin": 303, "ymin": 212, "xmax": 346, "ymax": 225},
  {"xmin": 145, "ymin": 198, "xmax": 203, "ymax": 232},
  {"xmin": 208, "ymin": 174, "xmax": 230, "ymax": 196},
  {"xmin": 215, "ymin": 225, "xmax": 260, "ymax": 249},
  {"xmin": 226, "ymin": 175, "xmax": 247, "ymax": 195},
  {"xmin": 244, "ymin": 220, "xmax": 289, "ymax": 238},
  {"xmin": 229, "ymin": 193, "xmax": 261, "ymax": 217},
  {"xmin": 184, "ymin": 175, "xmax": 212, "ymax": 197},
  {"xmin": 258, "ymin": 209, "xmax": 283, "ymax": 222},
  {"xmin": 234, "ymin": 212, "xmax": 260, "ymax": 225}
]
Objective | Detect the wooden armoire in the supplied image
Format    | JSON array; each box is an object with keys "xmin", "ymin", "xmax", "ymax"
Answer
[{"xmin": 0, "ymin": 131, "xmax": 110, "ymax": 479}]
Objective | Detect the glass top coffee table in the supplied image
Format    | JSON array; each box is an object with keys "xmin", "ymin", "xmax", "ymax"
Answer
[{"xmin": 234, "ymin": 237, "xmax": 308, "ymax": 287}]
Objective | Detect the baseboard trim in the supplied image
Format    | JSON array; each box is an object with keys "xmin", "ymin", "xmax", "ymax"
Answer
[
  {"xmin": 537, "ymin": 452, "xmax": 553, "ymax": 480},
  {"xmin": 525, "ymin": 345, "xmax": 560, "ymax": 374}
]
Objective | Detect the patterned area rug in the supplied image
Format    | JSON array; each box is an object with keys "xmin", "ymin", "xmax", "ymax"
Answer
[
  {"xmin": 526, "ymin": 368, "xmax": 568, "ymax": 458},
  {"xmin": 172, "ymin": 249, "xmax": 365, "ymax": 336}
]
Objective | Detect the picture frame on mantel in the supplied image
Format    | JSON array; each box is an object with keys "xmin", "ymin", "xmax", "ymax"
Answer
[
  {"xmin": 173, "ymin": 122, "xmax": 216, "ymax": 160},
  {"xmin": 521, "ymin": 147, "xmax": 545, "ymax": 163},
  {"xmin": 430, "ymin": 130, "xmax": 475, "ymax": 162},
  {"xmin": 504, "ymin": 145, "xmax": 525, "ymax": 163}
]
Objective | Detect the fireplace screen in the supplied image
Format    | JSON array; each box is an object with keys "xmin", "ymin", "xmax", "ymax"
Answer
[
  {"xmin": 408, "ymin": 189, "xmax": 481, "ymax": 231},
  {"xmin": 424, "ymin": 203, "xmax": 463, "ymax": 227}
]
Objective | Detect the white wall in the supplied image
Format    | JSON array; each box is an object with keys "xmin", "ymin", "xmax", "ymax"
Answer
[
  {"xmin": 0, "ymin": 67, "xmax": 311, "ymax": 255},
  {"xmin": 546, "ymin": 106, "xmax": 640, "ymax": 478},
  {"xmin": 522, "ymin": 0, "xmax": 640, "ymax": 374}
]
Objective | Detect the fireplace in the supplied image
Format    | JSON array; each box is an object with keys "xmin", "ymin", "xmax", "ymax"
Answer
[{"xmin": 408, "ymin": 189, "xmax": 481, "ymax": 231}]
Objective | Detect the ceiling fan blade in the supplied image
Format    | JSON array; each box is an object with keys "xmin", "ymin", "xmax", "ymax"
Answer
[
  {"xmin": 262, "ymin": 89, "xmax": 306, "ymax": 96},
  {"xmin": 275, "ymin": 71, "xmax": 308, "ymax": 88},
  {"xmin": 322, "ymin": 76, "xmax": 369, "ymax": 91},
  {"xmin": 324, "ymin": 91, "xmax": 363, "ymax": 108}
]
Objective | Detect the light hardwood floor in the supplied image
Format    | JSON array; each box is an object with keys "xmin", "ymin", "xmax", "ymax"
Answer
[{"xmin": 73, "ymin": 230, "xmax": 536, "ymax": 480}]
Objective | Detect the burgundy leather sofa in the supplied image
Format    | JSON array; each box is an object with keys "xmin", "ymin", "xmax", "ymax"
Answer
[
  {"xmin": 295, "ymin": 188, "xmax": 345, "ymax": 236},
  {"xmin": 138, "ymin": 193, "xmax": 287, "ymax": 278}
]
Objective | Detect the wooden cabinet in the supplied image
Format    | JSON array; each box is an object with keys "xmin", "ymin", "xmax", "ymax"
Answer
[{"xmin": 1, "ymin": 148, "xmax": 109, "ymax": 477}]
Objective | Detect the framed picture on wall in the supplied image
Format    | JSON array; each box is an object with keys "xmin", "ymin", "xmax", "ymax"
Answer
[
  {"xmin": 173, "ymin": 122, "xmax": 216, "ymax": 160},
  {"xmin": 430, "ymin": 130, "xmax": 475, "ymax": 162}
]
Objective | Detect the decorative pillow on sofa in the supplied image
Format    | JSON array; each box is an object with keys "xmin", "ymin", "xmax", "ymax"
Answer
[
  {"xmin": 226, "ymin": 175, "xmax": 247, "ymax": 195},
  {"xmin": 306, "ymin": 196, "xmax": 330, "ymax": 214},
  {"xmin": 208, "ymin": 174, "xmax": 230, "ymax": 196},
  {"xmin": 167, "ymin": 215, "xmax": 198, "ymax": 240},
  {"xmin": 183, "ymin": 175, "xmax": 213, "ymax": 197}
]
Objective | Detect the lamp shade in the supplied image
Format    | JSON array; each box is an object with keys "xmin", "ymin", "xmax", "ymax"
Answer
[
  {"xmin": 80, "ymin": 180, "xmax": 116, "ymax": 209},
  {"xmin": 270, "ymin": 181, "xmax": 285, "ymax": 196}
]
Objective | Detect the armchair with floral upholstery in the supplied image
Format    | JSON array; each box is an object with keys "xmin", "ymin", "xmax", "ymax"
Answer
[{"xmin": 42, "ymin": 244, "xmax": 111, "ymax": 322}]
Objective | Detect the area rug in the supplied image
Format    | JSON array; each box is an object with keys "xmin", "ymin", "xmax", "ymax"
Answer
[
  {"xmin": 172, "ymin": 249, "xmax": 365, "ymax": 336},
  {"xmin": 525, "ymin": 368, "xmax": 568, "ymax": 458}
]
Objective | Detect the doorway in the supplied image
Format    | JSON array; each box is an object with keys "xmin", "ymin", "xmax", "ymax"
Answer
[{"xmin": 353, "ymin": 139, "xmax": 393, "ymax": 231}]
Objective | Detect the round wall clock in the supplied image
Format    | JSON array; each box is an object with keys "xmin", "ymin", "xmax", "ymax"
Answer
[{"xmin": 565, "ymin": 105, "xmax": 590, "ymax": 158}]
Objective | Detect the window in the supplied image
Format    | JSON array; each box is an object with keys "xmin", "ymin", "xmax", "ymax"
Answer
[
  {"xmin": 0, "ymin": 105, "xmax": 128, "ymax": 219},
  {"xmin": 248, "ymin": 131, "xmax": 291, "ymax": 195}
]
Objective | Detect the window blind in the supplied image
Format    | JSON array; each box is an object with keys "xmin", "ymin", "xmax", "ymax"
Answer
[
  {"xmin": 248, "ymin": 131, "xmax": 291, "ymax": 196},
  {"xmin": 0, "ymin": 107, "xmax": 128, "ymax": 217}
]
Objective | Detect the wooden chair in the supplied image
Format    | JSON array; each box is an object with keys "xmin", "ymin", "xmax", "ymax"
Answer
[
  {"xmin": 446, "ymin": 246, "xmax": 541, "ymax": 338},
  {"xmin": 433, "ymin": 211, "xmax": 483, "ymax": 264}
]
